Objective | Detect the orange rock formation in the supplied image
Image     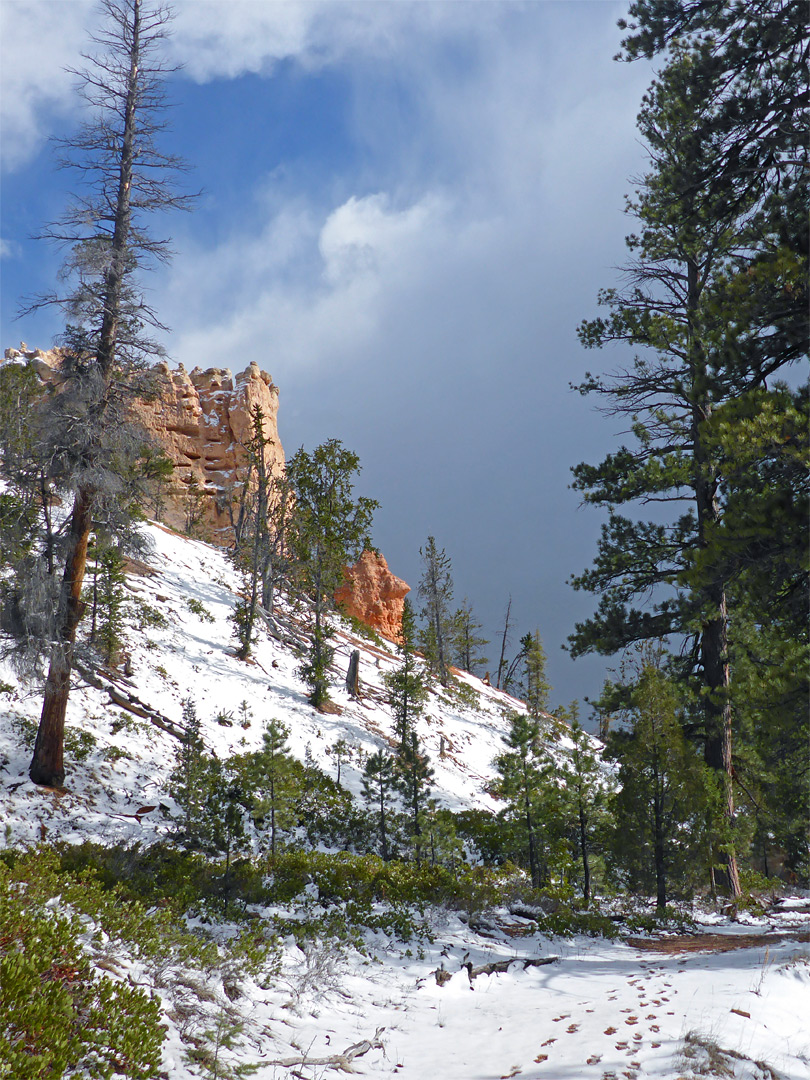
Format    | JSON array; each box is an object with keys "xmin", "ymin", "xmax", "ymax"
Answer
[
  {"xmin": 134, "ymin": 359, "xmax": 284, "ymax": 540},
  {"xmin": 335, "ymin": 550, "xmax": 410, "ymax": 642},
  {"xmin": 3, "ymin": 345, "xmax": 410, "ymax": 638},
  {"xmin": 2, "ymin": 345, "xmax": 284, "ymax": 542}
]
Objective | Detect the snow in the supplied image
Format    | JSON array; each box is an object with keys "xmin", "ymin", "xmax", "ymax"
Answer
[{"xmin": 2, "ymin": 520, "xmax": 808, "ymax": 1079}]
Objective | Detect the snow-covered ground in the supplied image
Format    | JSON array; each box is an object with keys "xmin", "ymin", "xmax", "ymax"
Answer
[
  {"xmin": 223, "ymin": 911, "xmax": 810, "ymax": 1080},
  {"xmin": 2, "ymin": 522, "xmax": 808, "ymax": 1079},
  {"xmin": 1, "ymin": 521, "xmax": 544, "ymax": 846}
]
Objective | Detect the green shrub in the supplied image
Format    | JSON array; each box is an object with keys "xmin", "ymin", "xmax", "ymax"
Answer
[
  {"xmin": 110, "ymin": 711, "xmax": 148, "ymax": 737},
  {"xmin": 184, "ymin": 597, "xmax": 215, "ymax": 623},
  {"xmin": 64, "ymin": 728, "xmax": 98, "ymax": 762},
  {"xmin": 0, "ymin": 857, "xmax": 165, "ymax": 1079},
  {"xmin": 135, "ymin": 601, "xmax": 170, "ymax": 630},
  {"xmin": 338, "ymin": 611, "xmax": 385, "ymax": 647}
]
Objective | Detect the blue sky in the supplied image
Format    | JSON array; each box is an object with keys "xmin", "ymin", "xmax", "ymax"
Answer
[{"xmin": 1, "ymin": 0, "xmax": 656, "ymax": 714}]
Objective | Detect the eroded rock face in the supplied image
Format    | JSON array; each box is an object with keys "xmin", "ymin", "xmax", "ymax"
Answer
[
  {"xmin": 3, "ymin": 345, "xmax": 412, "ymax": 639},
  {"xmin": 134, "ymin": 359, "xmax": 284, "ymax": 539},
  {"xmin": 335, "ymin": 550, "xmax": 410, "ymax": 642},
  {"xmin": 2, "ymin": 345, "xmax": 284, "ymax": 542}
]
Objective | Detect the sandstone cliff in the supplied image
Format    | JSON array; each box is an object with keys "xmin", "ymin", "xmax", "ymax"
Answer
[
  {"xmin": 134, "ymin": 359, "xmax": 284, "ymax": 540},
  {"xmin": 335, "ymin": 550, "xmax": 410, "ymax": 643},
  {"xmin": 3, "ymin": 344, "xmax": 408, "ymax": 639},
  {"xmin": 3, "ymin": 345, "xmax": 284, "ymax": 542}
]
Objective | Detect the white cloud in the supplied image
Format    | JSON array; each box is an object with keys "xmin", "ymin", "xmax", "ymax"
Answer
[
  {"xmin": 318, "ymin": 193, "xmax": 446, "ymax": 287},
  {"xmin": 0, "ymin": 1, "xmax": 94, "ymax": 171},
  {"xmin": 160, "ymin": 2, "xmax": 651, "ymax": 389},
  {"xmin": 168, "ymin": 1, "xmax": 503, "ymax": 83},
  {"xmin": 0, "ymin": 1, "xmax": 501, "ymax": 171}
]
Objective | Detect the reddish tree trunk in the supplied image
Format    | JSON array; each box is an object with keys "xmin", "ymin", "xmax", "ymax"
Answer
[{"xmin": 30, "ymin": 487, "xmax": 93, "ymax": 787}]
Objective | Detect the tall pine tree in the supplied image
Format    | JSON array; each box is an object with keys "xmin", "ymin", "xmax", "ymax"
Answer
[{"xmin": 570, "ymin": 15, "xmax": 808, "ymax": 893}]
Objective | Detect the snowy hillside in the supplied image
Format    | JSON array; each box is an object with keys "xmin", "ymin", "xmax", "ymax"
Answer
[
  {"xmin": 0, "ymin": 519, "xmax": 557, "ymax": 845},
  {"xmin": 2, "ymin": 521, "xmax": 809, "ymax": 1080}
]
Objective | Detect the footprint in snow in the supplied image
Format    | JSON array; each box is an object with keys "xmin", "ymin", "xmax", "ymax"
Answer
[{"xmin": 566, "ymin": 1024, "xmax": 579, "ymax": 1034}]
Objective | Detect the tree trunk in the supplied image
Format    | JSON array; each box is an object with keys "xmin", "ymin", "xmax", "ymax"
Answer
[
  {"xmin": 378, "ymin": 783, "xmax": 389, "ymax": 861},
  {"xmin": 31, "ymin": 0, "xmax": 142, "ymax": 788},
  {"xmin": 702, "ymin": 598, "xmax": 740, "ymax": 897},
  {"xmin": 524, "ymin": 769, "xmax": 539, "ymax": 888},
  {"xmin": 578, "ymin": 801, "xmax": 591, "ymax": 907},
  {"xmin": 30, "ymin": 487, "xmax": 94, "ymax": 786},
  {"xmin": 688, "ymin": 257, "xmax": 741, "ymax": 899},
  {"xmin": 496, "ymin": 597, "xmax": 512, "ymax": 690},
  {"xmin": 345, "ymin": 649, "xmax": 360, "ymax": 698},
  {"xmin": 653, "ymin": 782, "xmax": 666, "ymax": 911}
]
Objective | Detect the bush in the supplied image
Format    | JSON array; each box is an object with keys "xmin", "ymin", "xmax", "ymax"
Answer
[
  {"xmin": 184, "ymin": 597, "xmax": 215, "ymax": 623},
  {"xmin": 0, "ymin": 855, "xmax": 165, "ymax": 1079}
]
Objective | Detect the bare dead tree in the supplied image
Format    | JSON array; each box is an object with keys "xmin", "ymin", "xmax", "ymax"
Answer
[
  {"xmin": 27, "ymin": 0, "xmax": 195, "ymax": 787},
  {"xmin": 495, "ymin": 595, "xmax": 513, "ymax": 690}
]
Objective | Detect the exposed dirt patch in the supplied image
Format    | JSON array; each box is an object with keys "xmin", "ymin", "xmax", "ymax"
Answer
[{"xmin": 626, "ymin": 931, "xmax": 810, "ymax": 953}]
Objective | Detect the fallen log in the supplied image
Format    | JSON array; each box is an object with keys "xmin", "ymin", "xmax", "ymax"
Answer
[
  {"xmin": 265, "ymin": 1029, "xmax": 385, "ymax": 1073},
  {"xmin": 73, "ymin": 660, "xmax": 186, "ymax": 742},
  {"xmin": 434, "ymin": 955, "xmax": 558, "ymax": 987}
]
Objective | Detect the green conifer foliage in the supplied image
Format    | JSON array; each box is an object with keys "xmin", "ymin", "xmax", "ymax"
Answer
[
  {"xmin": 494, "ymin": 711, "xmax": 566, "ymax": 888},
  {"xmin": 395, "ymin": 731, "xmax": 435, "ymax": 866},
  {"xmin": 558, "ymin": 702, "xmax": 608, "ymax": 907},
  {"xmin": 168, "ymin": 698, "xmax": 208, "ymax": 849},
  {"xmin": 362, "ymin": 750, "xmax": 397, "ymax": 861},
  {"xmin": 518, "ymin": 631, "xmax": 550, "ymax": 719},
  {"xmin": 450, "ymin": 598, "xmax": 489, "ymax": 675},
  {"xmin": 606, "ymin": 663, "xmax": 710, "ymax": 909},
  {"xmin": 255, "ymin": 719, "xmax": 293, "ymax": 858},
  {"xmin": 570, "ymin": 10, "xmax": 808, "ymax": 893},
  {"xmin": 384, "ymin": 600, "xmax": 428, "ymax": 747},
  {"xmin": 417, "ymin": 537, "xmax": 454, "ymax": 685},
  {"xmin": 92, "ymin": 544, "xmax": 127, "ymax": 666},
  {"xmin": 286, "ymin": 440, "xmax": 378, "ymax": 708}
]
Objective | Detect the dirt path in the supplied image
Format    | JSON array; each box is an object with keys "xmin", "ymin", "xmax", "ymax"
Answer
[{"xmin": 625, "ymin": 930, "xmax": 810, "ymax": 953}]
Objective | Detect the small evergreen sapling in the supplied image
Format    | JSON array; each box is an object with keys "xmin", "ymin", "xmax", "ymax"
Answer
[
  {"xmin": 384, "ymin": 600, "xmax": 428, "ymax": 748},
  {"xmin": 395, "ymin": 730, "xmax": 435, "ymax": 866},
  {"xmin": 87, "ymin": 541, "xmax": 128, "ymax": 666},
  {"xmin": 450, "ymin": 598, "xmax": 489, "ymax": 675},
  {"xmin": 557, "ymin": 702, "xmax": 607, "ymax": 907},
  {"xmin": 167, "ymin": 698, "xmax": 213, "ymax": 850},
  {"xmin": 362, "ymin": 750, "xmax": 396, "ymax": 861},
  {"xmin": 606, "ymin": 662, "xmax": 710, "ymax": 909},
  {"xmin": 417, "ymin": 537, "xmax": 454, "ymax": 685},
  {"xmin": 286, "ymin": 440, "xmax": 378, "ymax": 709},
  {"xmin": 255, "ymin": 719, "xmax": 293, "ymax": 857},
  {"xmin": 493, "ymin": 710, "xmax": 567, "ymax": 888}
]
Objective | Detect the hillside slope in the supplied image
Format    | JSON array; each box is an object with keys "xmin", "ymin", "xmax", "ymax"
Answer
[
  {"xmin": 2, "ymin": 522, "xmax": 808, "ymax": 1080},
  {"xmin": 0, "ymin": 519, "xmax": 559, "ymax": 846}
]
